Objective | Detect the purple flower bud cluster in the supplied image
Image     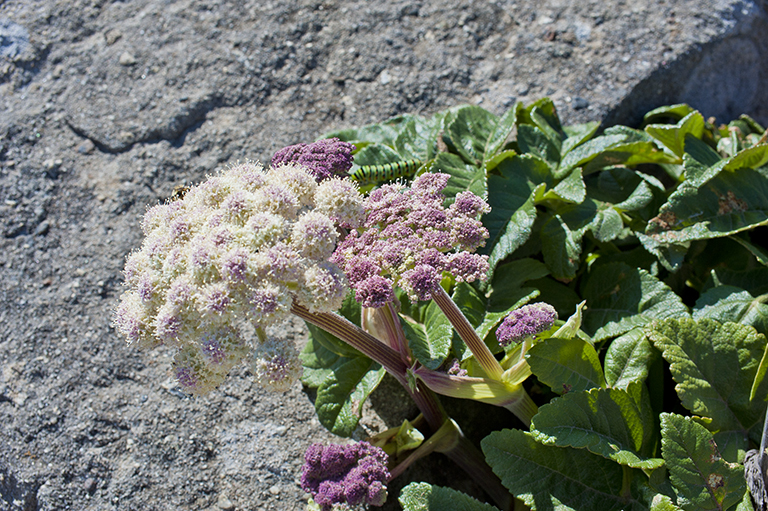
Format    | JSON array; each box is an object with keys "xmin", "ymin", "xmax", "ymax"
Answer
[
  {"xmin": 495, "ymin": 303, "xmax": 558, "ymax": 347},
  {"xmin": 113, "ymin": 161, "xmax": 365, "ymax": 395},
  {"xmin": 331, "ymin": 173, "xmax": 491, "ymax": 306},
  {"xmin": 301, "ymin": 442, "xmax": 390, "ymax": 510},
  {"xmin": 271, "ymin": 138, "xmax": 356, "ymax": 182}
]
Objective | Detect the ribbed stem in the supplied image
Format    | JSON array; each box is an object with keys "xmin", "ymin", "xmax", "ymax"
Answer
[
  {"xmin": 291, "ymin": 303, "xmax": 408, "ymax": 383},
  {"xmin": 389, "ymin": 418, "xmax": 459, "ymax": 480},
  {"xmin": 432, "ymin": 286, "xmax": 504, "ymax": 380},
  {"xmin": 384, "ymin": 301, "xmax": 412, "ymax": 363}
]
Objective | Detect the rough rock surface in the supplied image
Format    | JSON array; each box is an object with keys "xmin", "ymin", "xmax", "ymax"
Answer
[{"xmin": 0, "ymin": 1, "xmax": 766, "ymax": 510}]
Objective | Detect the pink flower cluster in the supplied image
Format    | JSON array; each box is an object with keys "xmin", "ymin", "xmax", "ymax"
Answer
[
  {"xmin": 332, "ymin": 173, "xmax": 490, "ymax": 307},
  {"xmin": 301, "ymin": 442, "xmax": 390, "ymax": 510},
  {"xmin": 113, "ymin": 161, "xmax": 364, "ymax": 395},
  {"xmin": 271, "ymin": 137, "xmax": 356, "ymax": 182}
]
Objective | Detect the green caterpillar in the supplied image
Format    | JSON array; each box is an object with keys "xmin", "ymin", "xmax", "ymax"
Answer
[{"xmin": 349, "ymin": 159, "xmax": 423, "ymax": 185}]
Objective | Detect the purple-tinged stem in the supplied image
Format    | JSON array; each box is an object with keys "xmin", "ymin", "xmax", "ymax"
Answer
[
  {"xmin": 291, "ymin": 303, "xmax": 408, "ymax": 384},
  {"xmin": 384, "ymin": 301, "xmax": 412, "ymax": 363},
  {"xmin": 431, "ymin": 286, "xmax": 504, "ymax": 380}
]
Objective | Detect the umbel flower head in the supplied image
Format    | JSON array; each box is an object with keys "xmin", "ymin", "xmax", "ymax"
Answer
[
  {"xmin": 271, "ymin": 137, "xmax": 356, "ymax": 182},
  {"xmin": 301, "ymin": 441, "xmax": 390, "ymax": 510},
  {"xmin": 496, "ymin": 303, "xmax": 558, "ymax": 347},
  {"xmin": 113, "ymin": 161, "xmax": 365, "ymax": 395},
  {"xmin": 332, "ymin": 173, "xmax": 491, "ymax": 307}
]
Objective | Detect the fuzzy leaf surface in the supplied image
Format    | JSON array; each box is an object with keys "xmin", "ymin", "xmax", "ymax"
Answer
[
  {"xmin": 660, "ymin": 413, "xmax": 745, "ymax": 510},
  {"xmin": 482, "ymin": 429, "xmax": 649, "ymax": 511},
  {"xmin": 526, "ymin": 337, "xmax": 605, "ymax": 395},
  {"xmin": 314, "ymin": 357, "xmax": 386, "ymax": 437},
  {"xmin": 531, "ymin": 384, "xmax": 662, "ymax": 469},
  {"xmin": 604, "ymin": 328, "xmax": 657, "ymax": 389},
  {"xmin": 583, "ymin": 262, "xmax": 689, "ymax": 341},
  {"xmin": 403, "ymin": 301, "xmax": 453, "ymax": 370},
  {"xmin": 648, "ymin": 319, "xmax": 768, "ymax": 458},
  {"xmin": 399, "ymin": 482, "xmax": 500, "ymax": 511}
]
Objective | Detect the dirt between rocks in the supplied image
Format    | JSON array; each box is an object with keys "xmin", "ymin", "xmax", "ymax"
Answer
[{"xmin": 0, "ymin": 1, "xmax": 766, "ymax": 510}]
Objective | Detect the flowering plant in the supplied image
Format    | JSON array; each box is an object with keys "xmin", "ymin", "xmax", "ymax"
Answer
[{"xmin": 116, "ymin": 102, "xmax": 768, "ymax": 510}]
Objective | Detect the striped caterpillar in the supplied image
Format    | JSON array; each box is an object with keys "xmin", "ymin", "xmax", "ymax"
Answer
[{"xmin": 349, "ymin": 159, "xmax": 423, "ymax": 185}]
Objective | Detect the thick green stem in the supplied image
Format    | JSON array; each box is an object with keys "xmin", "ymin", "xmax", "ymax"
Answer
[{"xmin": 431, "ymin": 286, "xmax": 504, "ymax": 380}]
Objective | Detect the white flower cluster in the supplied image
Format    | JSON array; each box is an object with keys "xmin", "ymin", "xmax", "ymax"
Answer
[{"xmin": 113, "ymin": 161, "xmax": 364, "ymax": 395}]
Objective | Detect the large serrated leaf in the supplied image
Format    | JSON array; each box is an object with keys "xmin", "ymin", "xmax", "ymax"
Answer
[
  {"xmin": 648, "ymin": 319, "xmax": 768, "ymax": 459},
  {"xmin": 644, "ymin": 167, "xmax": 768, "ymax": 246},
  {"xmin": 531, "ymin": 384, "xmax": 662, "ymax": 469},
  {"xmin": 541, "ymin": 214, "xmax": 581, "ymax": 281},
  {"xmin": 518, "ymin": 124, "xmax": 560, "ymax": 168},
  {"xmin": 351, "ymin": 142, "xmax": 404, "ymax": 167},
  {"xmin": 604, "ymin": 327, "xmax": 658, "ymax": 389},
  {"xmin": 583, "ymin": 262, "xmax": 689, "ymax": 341},
  {"xmin": 444, "ymin": 105, "xmax": 498, "ymax": 164},
  {"xmin": 537, "ymin": 167, "xmax": 586, "ymax": 204},
  {"xmin": 394, "ymin": 116, "xmax": 440, "ymax": 162},
  {"xmin": 314, "ymin": 357, "xmax": 386, "ymax": 437},
  {"xmin": 660, "ymin": 413, "xmax": 746, "ymax": 510},
  {"xmin": 526, "ymin": 337, "xmax": 605, "ymax": 394},
  {"xmin": 483, "ymin": 155, "xmax": 548, "ymax": 277},
  {"xmin": 399, "ymin": 482, "xmax": 500, "ymax": 511},
  {"xmin": 482, "ymin": 429, "xmax": 650, "ymax": 511},
  {"xmin": 561, "ymin": 121, "xmax": 601, "ymax": 156},
  {"xmin": 402, "ymin": 301, "xmax": 453, "ymax": 370},
  {"xmin": 693, "ymin": 285, "xmax": 768, "ymax": 335},
  {"xmin": 300, "ymin": 336, "xmax": 347, "ymax": 388},
  {"xmin": 485, "ymin": 104, "xmax": 519, "ymax": 158},
  {"xmin": 645, "ymin": 111, "xmax": 705, "ymax": 157}
]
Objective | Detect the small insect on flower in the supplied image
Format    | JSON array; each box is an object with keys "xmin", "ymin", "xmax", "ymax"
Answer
[
  {"xmin": 169, "ymin": 184, "xmax": 190, "ymax": 201},
  {"xmin": 349, "ymin": 159, "xmax": 423, "ymax": 185}
]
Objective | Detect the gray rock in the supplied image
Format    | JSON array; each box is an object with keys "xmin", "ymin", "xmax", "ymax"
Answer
[{"xmin": 0, "ymin": 18, "xmax": 29, "ymax": 60}]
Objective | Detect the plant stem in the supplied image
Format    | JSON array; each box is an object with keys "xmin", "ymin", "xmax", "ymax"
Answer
[
  {"xmin": 431, "ymin": 285, "xmax": 504, "ymax": 380},
  {"xmin": 291, "ymin": 303, "xmax": 408, "ymax": 383}
]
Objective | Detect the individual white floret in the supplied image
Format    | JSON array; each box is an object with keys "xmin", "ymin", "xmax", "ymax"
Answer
[{"xmin": 315, "ymin": 177, "xmax": 365, "ymax": 228}]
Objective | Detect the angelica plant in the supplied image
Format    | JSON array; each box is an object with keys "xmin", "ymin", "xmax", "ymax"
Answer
[{"xmin": 116, "ymin": 99, "xmax": 768, "ymax": 511}]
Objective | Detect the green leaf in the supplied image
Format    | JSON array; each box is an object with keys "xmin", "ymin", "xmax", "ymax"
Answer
[
  {"xmin": 482, "ymin": 429, "xmax": 650, "ymax": 511},
  {"xmin": 433, "ymin": 152, "xmax": 485, "ymax": 203},
  {"xmin": 483, "ymin": 155, "xmax": 548, "ymax": 277},
  {"xmin": 724, "ymin": 144, "xmax": 768, "ymax": 172},
  {"xmin": 321, "ymin": 119, "xmax": 404, "ymax": 146},
  {"xmin": 518, "ymin": 124, "xmax": 560, "ymax": 167},
  {"xmin": 645, "ymin": 111, "xmax": 705, "ymax": 157},
  {"xmin": 537, "ymin": 167, "xmax": 586, "ymax": 204},
  {"xmin": 649, "ymin": 494, "xmax": 683, "ymax": 511},
  {"xmin": 394, "ymin": 116, "xmax": 441, "ymax": 162},
  {"xmin": 314, "ymin": 357, "xmax": 386, "ymax": 437},
  {"xmin": 529, "ymin": 98, "xmax": 566, "ymax": 151},
  {"xmin": 489, "ymin": 258, "xmax": 550, "ymax": 307},
  {"xmin": 648, "ymin": 319, "xmax": 768, "ymax": 459},
  {"xmin": 541, "ymin": 214, "xmax": 581, "ymax": 281},
  {"xmin": 304, "ymin": 321, "xmax": 365, "ymax": 359},
  {"xmin": 300, "ymin": 336, "xmax": 347, "ymax": 388},
  {"xmin": 590, "ymin": 206, "xmax": 624, "ymax": 243},
  {"xmin": 644, "ymin": 167, "xmax": 768, "ymax": 246},
  {"xmin": 444, "ymin": 105, "xmax": 498, "ymax": 164},
  {"xmin": 526, "ymin": 337, "xmax": 605, "ymax": 394},
  {"xmin": 583, "ymin": 262, "xmax": 689, "ymax": 341},
  {"xmin": 561, "ymin": 121, "xmax": 601, "ymax": 157},
  {"xmin": 558, "ymin": 133, "xmax": 627, "ymax": 174},
  {"xmin": 531, "ymin": 384, "xmax": 662, "ymax": 469},
  {"xmin": 582, "ymin": 141, "xmax": 680, "ymax": 176},
  {"xmin": 485, "ymin": 104, "xmax": 519, "ymax": 157},
  {"xmin": 351, "ymin": 142, "xmax": 403, "ymax": 167},
  {"xmin": 399, "ymin": 482, "xmax": 500, "ymax": 511},
  {"xmin": 604, "ymin": 328, "xmax": 658, "ymax": 389},
  {"xmin": 403, "ymin": 301, "xmax": 453, "ymax": 370},
  {"xmin": 693, "ymin": 285, "xmax": 768, "ymax": 335},
  {"xmin": 643, "ymin": 104, "xmax": 696, "ymax": 124},
  {"xmin": 660, "ymin": 413, "xmax": 746, "ymax": 510}
]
